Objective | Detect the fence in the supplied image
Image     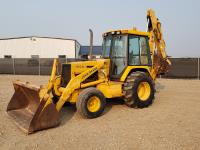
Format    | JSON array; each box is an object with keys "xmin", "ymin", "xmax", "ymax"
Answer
[
  {"xmin": 0, "ymin": 58, "xmax": 61, "ymax": 75},
  {"xmin": 163, "ymin": 58, "xmax": 200, "ymax": 79},
  {"xmin": 0, "ymin": 58, "xmax": 200, "ymax": 79}
]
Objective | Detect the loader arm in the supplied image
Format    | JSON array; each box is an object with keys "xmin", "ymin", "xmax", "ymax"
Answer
[
  {"xmin": 147, "ymin": 9, "xmax": 171, "ymax": 78},
  {"xmin": 39, "ymin": 59, "xmax": 59, "ymax": 100},
  {"xmin": 55, "ymin": 61, "xmax": 105, "ymax": 111}
]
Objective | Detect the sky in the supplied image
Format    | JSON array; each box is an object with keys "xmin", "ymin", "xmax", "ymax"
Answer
[{"xmin": 0, "ymin": 0, "xmax": 199, "ymax": 57}]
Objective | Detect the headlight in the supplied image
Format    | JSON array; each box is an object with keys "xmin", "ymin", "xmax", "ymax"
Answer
[{"xmin": 116, "ymin": 31, "xmax": 121, "ymax": 34}]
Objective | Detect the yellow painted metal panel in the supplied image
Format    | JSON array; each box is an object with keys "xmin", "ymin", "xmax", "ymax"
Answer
[
  {"xmin": 120, "ymin": 66, "xmax": 151, "ymax": 82},
  {"xmin": 97, "ymin": 81, "xmax": 123, "ymax": 98}
]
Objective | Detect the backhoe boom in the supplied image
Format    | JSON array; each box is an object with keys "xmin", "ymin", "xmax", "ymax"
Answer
[{"xmin": 147, "ymin": 9, "xmax": 171, "ymax": 77}]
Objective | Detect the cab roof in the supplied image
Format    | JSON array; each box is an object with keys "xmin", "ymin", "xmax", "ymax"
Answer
[{"xmin": 103, "ymin": 28, "xmax": 150, "ymax": 37}]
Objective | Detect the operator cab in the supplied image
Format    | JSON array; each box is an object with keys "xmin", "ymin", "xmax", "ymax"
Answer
[{"xmin": 102, "ymin": 29, "xmax": 152, "ymax": 79}]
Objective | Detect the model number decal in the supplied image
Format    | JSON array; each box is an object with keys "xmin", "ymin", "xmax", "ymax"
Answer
[{"xmin": 81, "ymin": 67, "xmax": 98, "ymax": 81}]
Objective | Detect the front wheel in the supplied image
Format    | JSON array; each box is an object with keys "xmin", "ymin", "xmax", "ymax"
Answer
[
  {"xmin": 76, "ymin": 87, "xmax": 106, "ymax": 119},
  {"xmin": 123, "ymin": 72, "xmax": 155, "ymax": 108}
]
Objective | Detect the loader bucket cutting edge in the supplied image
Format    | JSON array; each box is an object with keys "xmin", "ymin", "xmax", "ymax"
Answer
[{"xmin": 7, "ymin": 81, "xmax": 60, "ymax": 134}]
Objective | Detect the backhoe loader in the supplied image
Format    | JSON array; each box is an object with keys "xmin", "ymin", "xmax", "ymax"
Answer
[{"xmin": 7, "ymin": 9, "xmax": 171, "ymax": 134}]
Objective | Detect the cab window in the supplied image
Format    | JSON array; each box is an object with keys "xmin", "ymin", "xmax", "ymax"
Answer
[
  {"xmin": 128, "ymin": 35, "xmax": 151, "ymax": 65},
  {"xmin": 129, "ymin": 36, "xmax": 140, "ymax": 65},
  {"xmin": 102, "ymin": 36, "xmax": 112, "ymax": 57}
]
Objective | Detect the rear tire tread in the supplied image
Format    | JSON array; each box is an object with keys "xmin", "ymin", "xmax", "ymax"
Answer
[{"xmin": 123, "ymin": 71, "xmax": 155, "ymax": 108}]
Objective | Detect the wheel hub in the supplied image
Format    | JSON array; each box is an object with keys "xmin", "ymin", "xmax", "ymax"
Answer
[
  {"xmin": 137, "ymin": 82, "xmax": 151, "ymax": 101},
  {"xmin": 87, "ymin": 96, "xmax": 101, "ymax": 112}
]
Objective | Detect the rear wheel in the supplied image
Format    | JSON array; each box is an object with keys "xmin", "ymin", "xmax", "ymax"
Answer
[
  {"xmin": 76, "ymin": 87, "xmax": 106, "ymax": 118},
  {"xmin": 123, "ymin": 72, "xmax": 155, "ymax": 108}
]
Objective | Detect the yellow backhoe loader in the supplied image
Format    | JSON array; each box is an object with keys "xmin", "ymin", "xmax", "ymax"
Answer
[{"xmin": 7, "ymin": 9, "xmax": 171, "ymax": 134}]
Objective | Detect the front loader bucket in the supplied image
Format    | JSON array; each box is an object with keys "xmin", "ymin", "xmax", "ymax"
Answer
[{"xmin": 7, "ymin": 81, "xmax": 60, "ymax": 134}]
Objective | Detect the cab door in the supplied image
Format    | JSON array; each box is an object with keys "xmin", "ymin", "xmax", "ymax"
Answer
[{"xmin": 110, "ymin": 35, "xmax": 127, "ymax": 79}]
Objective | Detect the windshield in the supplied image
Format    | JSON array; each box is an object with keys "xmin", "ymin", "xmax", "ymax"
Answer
[{"xmin": 102, "ymin": 36, "xmax": 112, "ymax": 58}]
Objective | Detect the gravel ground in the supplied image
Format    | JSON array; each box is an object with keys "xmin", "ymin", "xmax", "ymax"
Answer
[{"xmin": 0, "ymin": 75, "xmax": 200, "ymax": 150}]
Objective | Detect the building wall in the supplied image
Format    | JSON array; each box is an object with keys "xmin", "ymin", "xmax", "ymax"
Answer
[
  {"xmin": 75, "ymin": 41, "xmax": 81, "ymax": 58},
  {"xmin": 0, "ymin": 37, "xmax": 80, "ymax": 58}
]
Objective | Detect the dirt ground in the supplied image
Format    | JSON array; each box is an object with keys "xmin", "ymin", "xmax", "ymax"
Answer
[{"xmin": 0, "ymin": 75, "xmax": 200, "ymax": 150}]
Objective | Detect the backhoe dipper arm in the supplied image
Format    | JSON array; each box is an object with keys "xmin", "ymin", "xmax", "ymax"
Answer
[{"xmin": 147, "ymin": 9, "xmax": 171, "ymax": 77}]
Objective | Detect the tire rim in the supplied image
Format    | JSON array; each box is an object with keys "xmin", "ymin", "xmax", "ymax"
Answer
[
  {"xmin": 87, "ymin": 96, "xmax": 101, "ymax": 112},
  {"xmin": 137, "ymin": 82, "xmax": 151, "ymax": 101}
]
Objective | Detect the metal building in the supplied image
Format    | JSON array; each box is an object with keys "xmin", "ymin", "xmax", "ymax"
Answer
[{"xmin": 0, "ymin": 36, "xmax": 81, "ymax": 58}]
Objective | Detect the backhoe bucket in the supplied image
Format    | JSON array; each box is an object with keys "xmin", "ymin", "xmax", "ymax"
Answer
[{"xmin": 7, "ymin": 81, "xmax": 60, "ymax": 134}]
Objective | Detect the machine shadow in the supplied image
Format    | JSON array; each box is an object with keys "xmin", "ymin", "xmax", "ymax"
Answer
[
  {"xmin": 103, "ymin": 98, "xmax": 125, "ymax": 115},
  {"xmin": 59, "ymin": 98, "xmax": 125, "ymax": 125},
  {"xmin": 59, "ymin": 104, "xmax": 76, "ymax": 126},
  {"xmin": 155, "ymin": 82, "xmax": 165, "ymax": 92}
]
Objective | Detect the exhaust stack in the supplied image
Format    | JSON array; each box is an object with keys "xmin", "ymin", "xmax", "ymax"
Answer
[{"xmin": 89, "ymin": 29, "xmax": 93, "ymax": 59}]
